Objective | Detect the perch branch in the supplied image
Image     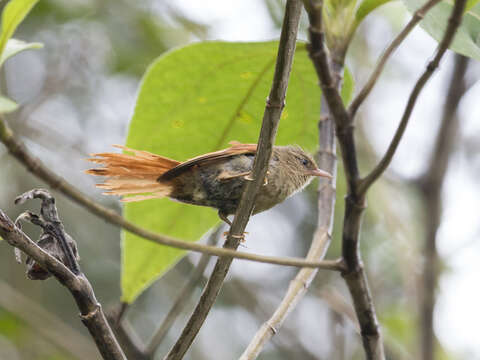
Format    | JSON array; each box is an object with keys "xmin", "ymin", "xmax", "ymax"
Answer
[
  {"xmin": 0, "ymin": 116, "xmax": 342, "ymax": 271},
  {"xmin": 164, "ymin": 1, "xmax": 303, "ymax": 358},
  {"xmin": 359, "ymin": 0, "xmax": 468, "ymax": 195},
  {"xmin": 0, "ymin": 190, "xmax": 126, "ymax": 360},
  {"xmin": 417, "ymin": 54, "xmax": 469, "ymax": 360},
  {"xmin": 349, "ymin": 0, "xmax": 442, "ymax": 119}
]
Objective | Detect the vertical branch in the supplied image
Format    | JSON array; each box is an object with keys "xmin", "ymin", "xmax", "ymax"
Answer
[
  {"xmin": 417, "ymin": 54, "xmax": 469, "ymax": 360},
  {"xmin": 303, "ymin": 0, "xmax": 385, "ymax": 358},
  {"xmin": 164, "ymin": 1, "xmax": 303, "ymax": 359}
]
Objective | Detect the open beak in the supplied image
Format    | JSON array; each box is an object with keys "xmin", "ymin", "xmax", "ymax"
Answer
[{"xmin": 308, "ymin": 168, "xmax": 333, "ymax": 179}]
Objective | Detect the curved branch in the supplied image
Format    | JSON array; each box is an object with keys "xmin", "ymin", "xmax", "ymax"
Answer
[
  {"xmin": 348, "ymin": 0, "xmax": 442, "ymax": 119},
  {"xmin": 0, "ymin": 117, "xmax": 341, "ymax": 271},
  {"xmin": 164, "ymin": 1, "xmax": 303, "ymax": 358},
  {"xmin": 358, "ymin": 0, "xmax": 468, "ymax": 195},
  {"xmin": 0, "ymin": 201, "xmax": 125, "ymax": 360}
]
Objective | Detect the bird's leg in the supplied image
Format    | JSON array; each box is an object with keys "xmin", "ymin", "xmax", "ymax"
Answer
[
  {"xmin": 218, "ymin": 210, "xmax": 248, "ymax": 242},
  {"xmin": 218, "ymin": 210, "xmax": 232, "ymax": 226}
]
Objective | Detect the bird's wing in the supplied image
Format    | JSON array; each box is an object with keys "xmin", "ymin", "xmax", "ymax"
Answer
[{"xmin": 159, "ymin": 141, "xmax": 257, "ymax": 181}]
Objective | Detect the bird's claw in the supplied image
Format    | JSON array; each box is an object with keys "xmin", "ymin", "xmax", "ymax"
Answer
[{"xmin": 222, "ymin": 231, "xmax": 249, "ymax": 242}]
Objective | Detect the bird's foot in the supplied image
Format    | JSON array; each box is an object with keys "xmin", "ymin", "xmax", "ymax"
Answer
[{"xmin": 223, "ymin": 231, "xmax": 249, "ymax": 242}]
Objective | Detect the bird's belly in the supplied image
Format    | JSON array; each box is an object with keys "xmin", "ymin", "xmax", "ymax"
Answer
[
  {"xmin": 252, "ymin": 182, "xmax": 288, "ymax": 214},
  {"xmin": 169, "ymin": 156, "xmax": 252, "ymax": 214}
]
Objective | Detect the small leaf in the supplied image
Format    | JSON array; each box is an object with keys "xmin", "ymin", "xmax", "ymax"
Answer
[
  {"xmin": 0, "ymin": 0, "xmax": 39, "ymax": 56},
  {"xmin": 402, "ymin": 0, "xmax": 480, "ymax": 61},
  {"xmin": 0, "ymin": 96, "xmax": 18, "ymax": 113},
  {"xmin": 355, "ymin": 0, "xmax": 394, "ymax": 24},
  {"xmin": 341, "ymin": 67, "xmax": 354, "ymax": 105},
  {"xmin": 122, "ymin": 41, "xmax": 322, "ymax": 303},
  {"xmin": 0, "ymin": 38, "xmax": 43, "ymax": 67}
]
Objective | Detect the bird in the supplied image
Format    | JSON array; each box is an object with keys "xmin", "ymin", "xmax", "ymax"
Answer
[{"xmin": 86, "ymin": 141, "xmax": 332, "ymax": 225}]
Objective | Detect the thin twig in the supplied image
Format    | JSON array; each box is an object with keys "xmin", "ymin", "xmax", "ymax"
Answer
[
  {"xmin": 145, "ymin": 227, "xmax": 221, "ymax": 357},
  {"xmin": 164, "ymin": 1, "xmax": 303, "ymax": 358},
  {"xmin": 359, "ymin": 0, "xmax": 468, "ymax": 195},
  {"xmin": 349, "ymin": 0, "xmax": 442, "ymax": 119},
  {"xmin": 417, "ymin": 54, "xmax": 469, "ymax": 360},
  {"xmin": 0, "ymin": 191, "xmax": 126, "ymax": 360},
  {"xmin": 0, "ymin": 117, "xmax": 342, "ymax": 271}
]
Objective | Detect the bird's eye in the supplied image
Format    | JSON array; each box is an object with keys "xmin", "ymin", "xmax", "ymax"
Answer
[{"xmin": 301, "ymin": 158, "xmax": 309, "ymax": 166}]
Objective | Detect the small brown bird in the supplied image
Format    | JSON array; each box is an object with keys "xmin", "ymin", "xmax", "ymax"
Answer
[{"xmin": 86, "ymin": 142, "xmax": 332, "ymax": 225}]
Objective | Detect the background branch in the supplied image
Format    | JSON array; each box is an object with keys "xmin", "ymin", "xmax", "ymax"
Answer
[
  {"xmin": 164, "ymin": 1, "xmax": 303, "ymax": 358},
  {"xmin": 417, "ymin": 53, "xmax": 469, "ymax": 360}
]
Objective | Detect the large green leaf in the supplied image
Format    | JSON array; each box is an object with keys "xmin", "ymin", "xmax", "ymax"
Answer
[
  {"xmin": 403, "ymin": 0, "xmax": 480, "ymax": 61},
  {"xmin": 0, "ymin": 0, "xmax": 39, "ymax": 56},
  {"xmin": 0, "ymin": 38, "xmax": 42, "ymax": 67},
  {"xmin": 122, "ymin": 41, "xmax": 322, "ymax": 302},
  {"xmin": 355, "ymin": 0, "xmax": 394, "ymax": 25}
]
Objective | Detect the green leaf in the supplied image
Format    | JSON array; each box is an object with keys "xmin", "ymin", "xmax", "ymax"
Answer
[
  {"xmin": 402, "ymin": 0, "xmax": 480, "ymax": 61},
  {"xmin": 355, "ymin": 0, "xmax": 394, "ymax": 24},
  {"xmin": 466, "ymin": 0, "xmax": 480, "ymax": 12},
  {"xmin": 122, "ymin": 41, "xmax": 322, "ymax": 303},
  {"xmin": 0, "ymin": 0, "xmax": 39, "ymax": 56},
  {"xmin": 0, "ymin": 38, "xmax": 42, "ymax": 67},
  {"xmin": 341, "ymin": 67, "xmax": 354, "ymax": 105},
  {"xmin": 0, "ymin": 96, "xmax": 18, "ymax": 113}
]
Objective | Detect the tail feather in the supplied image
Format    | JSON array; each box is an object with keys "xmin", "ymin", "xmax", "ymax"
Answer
[{"xmin": 86, "ymin": 145, "xmax": 179, "ymax": 201}]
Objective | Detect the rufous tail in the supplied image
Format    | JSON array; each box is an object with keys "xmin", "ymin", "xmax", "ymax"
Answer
[{"xmin": 86, "ymin": 145, "xmax": 180, "ymax": 202}]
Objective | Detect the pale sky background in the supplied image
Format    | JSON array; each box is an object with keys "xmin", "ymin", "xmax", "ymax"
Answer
[{"xmin": 170, "ymin": 0, "xmax": 480, "ymax": 358}]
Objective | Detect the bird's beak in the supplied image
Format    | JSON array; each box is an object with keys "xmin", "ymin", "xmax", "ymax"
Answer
[{"xmin": 308, "ymin": 168, "xmax": 333, "ymax": 179}]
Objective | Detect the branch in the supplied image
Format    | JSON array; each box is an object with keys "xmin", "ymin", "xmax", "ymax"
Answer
[
  {"xmin": 0, "ymin": 190, "xmax": 126, "ymax": 360},
  {"xmin": 359, "ymin": 0, "xmax": 468, "ymax": 195},
  {"xmin": 164, "ymin": 1, "xmax": 303, "ymax": 358},
  {"xmin": 417, "ymin": 54, "xmax": 469, "ymax": 360},
  {"xmin": 0, "ymin": 117, "xmax": 341, "ymax": 271},
  {"xmin": 303, "ymin": 0, "xmax": 359, "ymax": 193},
  {"xmin": 145, "ymin": 227, "xmax": 221, "ymax": 357},
  {"xmin": 304, "ymin": 1, "xmax": 383, "ymax": 358},
  {"xmin": 349, "ymin": 0, "xmax": 442, "ymax": 119}
]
